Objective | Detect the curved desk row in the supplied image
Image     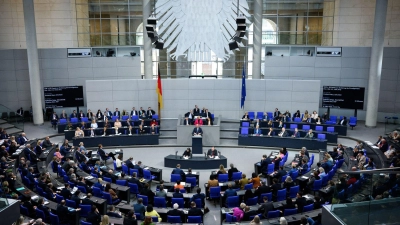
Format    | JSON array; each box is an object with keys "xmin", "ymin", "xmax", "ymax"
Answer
[
  {"xmin": 57, "ymin": 119, "xmax": 160, "ymax": 133},
  {"xmin": 164, "ymin": 154, "xmax": 227, "ymax": 169},
  {"xmin": 238, "ymin": 135, "xmax": 328, "ymax": 150},
  {"xmin": 240, "ymin": 127, "xmax": 338, "ymax": 143},
  {"xmin": 64, "ymin": 126, "xmax": 159, "ymax": 140},
  {"xmin": 72, "ymin": 134, "xmax": 159, "ymax": 148},
  {"xmin": 240, "ymin": 120, "xmax": 348, "ymax": 136}
]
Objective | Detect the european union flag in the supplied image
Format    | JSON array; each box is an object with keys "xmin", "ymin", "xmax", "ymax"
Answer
[{"xmin": 241, "ymin": 65, "xmax": 246, "ymax": 108}]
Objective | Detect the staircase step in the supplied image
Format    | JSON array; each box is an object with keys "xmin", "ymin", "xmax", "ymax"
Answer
[
  {"xmin": 5, "ymin": 127, "xmax": 22, "ymax": 135},
  {"xmin": 0, "ymin": 119, "xmax": 7, "ymax": 124},
  {"xmin": 2, "ymin": 123, "xmax": 15, "ymax": 129}
]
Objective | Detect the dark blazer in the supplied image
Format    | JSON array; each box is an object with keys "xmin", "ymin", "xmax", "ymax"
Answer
[
  {"xmin": 338, "ymin": 119, "xmax": 347, "ymax": 125},
  {"xmin": 26, "ymin": 171, "xmax": 36, "ymax": 184},
  {"xmin": 193, "ymin": 108, "xmax": 200, "ymax": 115},
  {"xmin": 183, "ymin": 119, "xmax": 191, "ymax": 125},
  {"xmin": 35, "ymin": 145, "xmax": 43, "ymax": 156},
  {"xmin": 292, "ymin": 131, "xmax": 300, "ymax": 138},
  {"xmin": 147, "ymin": 110, "xmax": 156, "ymax": 117},
  {"xmin": 185, "ymin": 112, "xmax": 194, "ymax": 119},
  {"xmin": 133, "ymin": 164, "xmax": 143, "ymax": 177},
  {"xmin": 51, "ymin": 114, "xmax": 59, "ymax": 121},
  {"xmin": 274, "ymin": 111, "xmax": 281, "ymax": 118},
  {"xmin": 188, "ymin": 207, "xmax": 204, "ymax": 216},
  {"xmin": 107, "ymin": 211, "xmax": 122, "ymax": 218},
  {"xmin": 60, "ymin": 113, "xmax": 68, "ymax": 119},
  {"xmin": 87, "ymin": 211, "xmax": 101, "ymax": 225},
  {"xmin": 279, "ymin": 130, "xmax": 288, "ymax": 137},
  {"xmin": 127, "ymin": 178, "xmax": 143, "ymax": 191},
  {"xmin": 70, "ymin": 113, "xmax": 77, "ymax": 118},
  {"xmin": 123, "ymin": 217, "xmax": 138, "ymax": 225},
  {"xmin": 96, "ymin": 112, "xmax": 103, "ymax": 119},
  {"xmin": 139, "ymin": 110, "xmax": 146, "ymax": 118},
  {"xmin": 42, "ymin": 140, "xmax": 53, "ymax": 149},
  {"xmin": 79, "ymin": 113, "xmax": 85, "ymax": 118},
  {"xmin": 130, "ymin": 110, "xmax": 138, "ymax": 116},
  {"xmin": 295, "ymin": 197, "xmax": 307, "ymax": 212},
  {"xmin": 207, "ymin": 149, "xmax": 218, "ymax": 157},
  {"xmin": 56, "ymin": 204, "xmax": 70, "ymax": 223},
  {"xmin": 167, "ymin": 209, "xmax": 185, "ymax": 221},
  {"xmin": 125, "ymin": 159, "xmax": 135, "ymax": 169},
  {"xmin": 192, "ymin": 127, "xmax": 203, "ymax": 136},
  {"xmin": 87, "ymin": 112, "xmax": 93, "ymax": 118},
  {"xmin": 173, "ymin": 192, "xmax": 184, "ymax": 198},
  {"xmin": 258, "ymin": 202, "xmax": 274, "ymax": 217},
  {"xmin": 113, "ymin": 111, "xmax": 121, "ymax": 117}
]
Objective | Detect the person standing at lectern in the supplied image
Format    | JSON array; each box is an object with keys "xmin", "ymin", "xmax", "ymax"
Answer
[
  {"xmin": 207, "ymin": 147, "xmax": 218, "ymax": 158},
  {"xmin": 192, "ymin": 124, "xmax": 203, "ymax": 136}
]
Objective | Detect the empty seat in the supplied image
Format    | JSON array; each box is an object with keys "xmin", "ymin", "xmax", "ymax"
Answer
[
  {"xmin": 315, "ymin": 126, "xmax": 323, "ymax": 131},
  {"xmin": 327, "ymin": 127, "xmax": 335, "ymax": 132},
  {"xmin": 302, "ymin": 125, "xmax": 310, "ymax": 130}
]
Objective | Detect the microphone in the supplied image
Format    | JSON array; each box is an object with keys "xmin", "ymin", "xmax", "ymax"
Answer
[
  {"xmin": 175, "ymin": 151, "xmax": 178, "ymax": 159},
  {"xmin": 218, "ymin": 151, "xmax": 221, "ymax": 157},
  {"xmin": 204, "ymin": 152, "xmax": 207, "ymax": 160}
]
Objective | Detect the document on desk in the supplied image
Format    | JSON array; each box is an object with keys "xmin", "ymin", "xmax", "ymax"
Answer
[
  {"xmin": 144, "ymin": 167, "xmax": 150, "ymax": 170},
  {"xmin": 301, "ymin": 176, "xmax": 309, "ymax": 179}
]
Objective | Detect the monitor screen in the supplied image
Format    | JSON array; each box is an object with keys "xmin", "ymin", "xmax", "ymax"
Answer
[
  {"xmin": 322, "ymin": 86, "xmax": 365, "ymax": 110},
  {"xmin": 44, "ymin": 86, "xmax": 84, "ymax": 108}
]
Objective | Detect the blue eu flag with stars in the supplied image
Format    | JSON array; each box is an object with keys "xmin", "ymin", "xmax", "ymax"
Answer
[{"xmin": 241, "ymin": 65, "xmax": 246, "ymax": 108}]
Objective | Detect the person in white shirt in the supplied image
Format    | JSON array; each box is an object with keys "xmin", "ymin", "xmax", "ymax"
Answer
[
  {"xmin": 114, "ymin": 118, "xmax": 122, "ymax": 135},
  {"xmin": 115, "ymin": 154, "xmax": 123, "ymax": 170},
  {"xmin": 90, "ymin": 120, "xmax": 98, "ymax": 137}
]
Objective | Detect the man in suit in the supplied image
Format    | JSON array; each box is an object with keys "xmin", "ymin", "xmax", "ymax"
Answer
[
  {"xmin": 258, "ymin": 196, "xmax": 274, "ymax": 218},
  {"xmin": 98, "ymin": 144, "xmax": 116, "ymax": 161},
  {"xmin": 42, "ymin": 136, "xmax": 54, "ymax": 149},
  {"xmin": 60, "ymin": 183, "xmax": 72, "ymax": 200},
  {"xmin": 71, "ymin": 189, "xmax": 82, "ymax": 207},
  {"xmin": 134, "ymin": 161, "xmax": 144, "ymax": 177},
  {"xmin": 254, "ymin": 181, "xmax": 271, "ymax": 198},
  {"xmin": 338, "ymin": 116, "xmax": 348, "ymax": 125},
  {"xmin": 292, "ymin": 128, "xmax": 300, "ymax": 138},
  {"xmin": 125, "ymin": 157, "xmax": 135, "ymax": 169},
  {"xmin": 254, "ymin": 125, "xmax": 262, "ymax": 136},
  {"xmin": 204, "ymin": 109, "xmax": 212, "ymax": 119},
  {"xmin": 271, "ymin": 166, "xmax": 287, "ymax": 181},
  {"xmin": 80, "ymin": 159, "xmax": 90, "ymax": 173},
  {"xmin": 260, "ymin": 154, "xmax": 272, "ymax": 173},
  {"xmin": 139, "ymin": 183, "xmax": 155, "ymax": 204},
  {"xmin": 167, "ymin": 203, "xmax": 185, "ymax": 222},
  {"xmin": 26, "ymin": 167, "xmax": 37, "ymax": 185},
  {"xmin": 193, "ymin": 105, "xmax": 200, "ymax": 116},
  {"xmin": 103, "ymin": 169, "xmax": 118, "ymax": 183},
  {"xmin": 77, "ymin": 177, "xmax": 92, "ymax": 193},
  {"xmin": 107, "ymin": 205, "xmax": 122, "ymax": 218},
  {"xmin": 78, "ymin": 110, "xmax": 85, "ymax": 119},
  {"xmin": 147, "ymin": 107, "xmax": 156, "ymax": 118},
  {"xmin": 17, "ymin": 107, "xmax": 24, "ymax": 116},
  {"xmin": 253, "ymin": 119, "xmax": 260, "ymax": 128},
  {"xmin": 228, "ymin": 164, "xmax": 239, "ymax": 181},
  {"xmin": 104, "ymin": 108, "xmax": 112, "ymax": 119},
  {"xmin": 192, "ymin": 124, "xmax": 203, "ymax": 136},
  {"xmin": 60, "ymin": 110, "xmax": 68, "ymax": 120},
  {"xmin": 113, "ymin": 108, "xmax": 121, "ymax": 119},
  {"xmin": 171, "ymin": 164, "xmax": 186, "ymax": 180},
  {"xmin": 223, "ymin": 183, "xmax": 237, "ymax": 204},
  {"xmin": 130, "ymin": 107, "xmax": 138, "ymax": 116},
  {"xmin": 87, "ymin": 109, "xmax": 93, "ymax": 119},
  {"xmin": 19, "ymin": 132, "xmax": 29, "ymax": 145},
  {"xmin": 278, "ymin": 127, "xmax": 288, "ymax": 137},
  {"xmin": 128, "ymin": 172, "xmax": 143, "ymax": 192},
  {"xmin": 37, "ymin": 198, "xmax": 50, "ymax": 219},
  {"xmin": 273, "ymin": 108, "xmax": 281, "ymax": 121},
  {"xmin": 304, "ymin": 129, "xmax": 314, "ymax": 138},
  {"xmin": 70, "ymin": 110, "xmax": 77, "ymax": 119},
  {"xmin": 56, "ymin": 200, "xmax": 70, "ymax": 224},
  {"xmin": 207, "ymin": 147, "xmax": 218, "ymax": 158},
  {"xmin": 50, "ymin": 112, "xmax": 59, "ymax": 129},
  {"xmin": 172, "ymin": 188, "xmax": 184, "ymax": 198},
  {"xmin": 139, "ymin": 107, "xmax": 147, "ymax": 118},
  {"xmin": 188, "ymin": 201, "xmax": 204, "ymax": 216},
  {"xmin": 185, "ymin": 110, "xmax": 194, "ymax": 124},
  {"xmin": 87, "ymin": 205, "xmax": 101, "ymax": 225},
  {"xmin": 295, "ymin": 192, "xmax": 307, "ymax": 213},
  {"xmin": 23, "ymin": 196, "xmax": 36, "ymax": 217}
]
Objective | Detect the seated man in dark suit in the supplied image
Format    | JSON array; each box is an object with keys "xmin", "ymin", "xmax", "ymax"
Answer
[
  {"xmin": 172, "ymin": 188, "xmax": 184, "ymax": 198},
  {"xmin": 243, "ymin": 206, "xmax": 258, "ymax": 221},
  {"xmin": 338, "ymin": 116, "xmax": 347, "ymax": 125},
  {"xmin": 258, "ymin": 196, "xmax": 274, "ymax": 218},
  {"xmin": 103, "ymin": 169, "xmax": 118, "ymax": 183},
  {"xmin": 70, "ymin": 110, "xmax": 77, "ymax": 119},
  {"xmin": 50, "ymin": 112, "xmax": 59, "ymax": 129},
  {"xmin": 188, "ymin": 201, "xmax": 204, "ymax": 217},
  {"xmin": 87, "ymin": 205, "xmax": 101, "ymax": 225},
  {"xmin": 278, "ymin": 127, "xmax": 288, "ymax": 137},
  {"xmin": 167, "ymin": 203, "xmax": 185, "ymax": 222},
  {"xmin": 260, "ymin": 154, "xmax": 272, "ymax": 173},
  {"xmin": 147, "ymin": 107, "xmax": 156, "ymax": 118},
  {"xmin": 125, "ymin": 157, "xmax": 135, "ymax": 169},
  {"xmin": 254, "ymin": 181, "xmax": 271, "ymax": 198},
  {"xmin": 139, "ymin": 183, "xmax": 155, "ymax": 204},
  {"xmin": 128, "ymin": 172, "xmax": 143, "ymax": 192},
  {"xmin": 113, "ymin": 108, "xmax": 121, "ymax": 119},
  {"xmin": 192, "ymin": 124, "xmax": 203, "ymax": 136},
  {"xmin": 71, "ymin": 190, "xmax": 82, "ymax": 207},
  {"xmin": 37, "ymin": 198, "xmax": 50, "ymax": 219},
  {"xmin": 80, "ymin": 159, "xmax": 91, "ymax": 173},
  {"xmin": 107, "ymin": 205, "xmax": 122, "ymax": 218},
  {"xmin": 190, "ymin": 188, "xmax": 206, "ymax": 207},
  {"xmin": 207, "ymin": 147, "xmax": 218, "ymax": 158},
  {"xmin": 270, "ymin": 166, "xmax": 287, "ymax": 181},
  {"xmin": 133, "ymin": 161, "xmax": 144, "ymax": 177},
  {"xmin": 77, "ymin": 177, "xmax": 92, "ymax": 193},
  {"xmin": 295, "ymin": 192, "xmax": 307, "ymax": 213},
  {"xmin": 97, "ymin": 144, "xmax": 116, "ymax": 161},
  {"xmin": 171, "ymin": 164, "xmax": 186, "ymax": 181}
]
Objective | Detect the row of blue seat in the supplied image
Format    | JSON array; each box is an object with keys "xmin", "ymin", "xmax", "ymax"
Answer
[{"xmin": 58, "ymin": 114, "xmax": 159, "ymax": 124}]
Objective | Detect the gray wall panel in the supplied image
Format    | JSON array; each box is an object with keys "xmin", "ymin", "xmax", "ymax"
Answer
[
  {"xmin": 0, "ymin": 50, "xmax": 14, "ymax": 60},
  {"xmin": 0, "ymin": 60, "xmax": 15, "ymax": 71},
  {"xmin": 15, "ymin": 70, "xmax": 30, "ymax": 81},
  {"xmin": 39, "ymin": 49, "xmax": 67, "ymax": 59},
  {"xmin": 315, "ymin": 57, "xmax": 342, "ymax": 67},
  {"xmin": 289, "ymin": 67, "xmax": 315, "ymax": 78},
  {"xmin": 92, "ymin": 58, "xmax": 117, "ymax": 68},
  {"xmin": 93, "ymin": 67, "xmax": 118, "ymax": 78},
  {"xmin": 341, "ymin": 57, "xmax": 370, "ymax": 68},
  {"xmin": 13, "ymin": 49, "xmax": 27, "ymax": 60},
  {"xmin": 0, "ymin": 70, "xmax": 16, "ymax": 81},
  {"xmin": 68, "ymin": 68, "xmax": 94, "ymax": 78},
  {"xmin": 289, "ymin": 56, "xmax": 315, "ymax": 67},
  {"xmin": 68, "ymin": 58, "xmax": 93, "ymax": 68},
  {"xmin": 381, "ymin": 69, "xmax": 399, "ymax": 80},
  {"xmin": 382, "ymin": 57, "xmax": 400, "ymax": 69},
  {"xmin": 342, "ymin": 47, "xmax": 371, "ymax": 58},
  {"xmin": 314, "ymin": 68, "xmax": 341, "ymax": 79}
]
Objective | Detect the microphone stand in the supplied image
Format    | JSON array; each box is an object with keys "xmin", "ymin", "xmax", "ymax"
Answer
[{"xmin": 175, "ymin": 151, "xmax": 178, "ymax": 159}]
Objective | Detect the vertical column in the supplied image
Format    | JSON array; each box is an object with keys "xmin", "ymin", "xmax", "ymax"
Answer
[
  {"xmin": 252, "ymin": 0, "xmax": 263, "ymax": 79},
  {"xmin": 22, "ymin": 0, "xmax": 44, "ymax": 125},
  {"xmin": 143, "ymin": 0, "xmax": 153, "ymax": 79},
  {"xmin": 365, "ymin": 0, "xmax": 388, "ymax": 127}
]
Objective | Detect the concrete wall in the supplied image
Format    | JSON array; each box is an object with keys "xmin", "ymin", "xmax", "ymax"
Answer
[
  {"xmin": 0, "ymin": 48, "xmax": 141, "ymax": 112},
  {"xmin": 0, "ymin": 0, "xmax": 78, "ymax": 49},
  {"xmin": 85, "ymin": 79, "xmax": 320, "ymax": 119}
]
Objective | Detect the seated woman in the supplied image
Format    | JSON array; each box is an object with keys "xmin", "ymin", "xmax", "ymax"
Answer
[
  {"xmin": 150, "ymin": 124, "xmax": 157, "ymax": 134},
  {"xmin": 126, "ymin": 119, "xmax": 133, "ymax": 135},
  {"xmin": 138, "ymin": 125, "xmax": 146, "ymax": 134},
  {"xmin": 302, "ymin": 110, "xmax": 309, "ymax": 122},
  {"xmin": 283, "ymin": 110, "xmax": 291, "ymax": 121},
  {"xmin": 278, "ymin": 121, "xmax": 283, "ymax": 128},
  {"xmin": 96, "ymin": 109, "xmax": 103, "ymax": 120},
  {"xmin": 283, "ymin": 176, "xmax": 295, "ymax": 191},
  {"xmin": 102, "ymin": 119, "xmax": 110, "ymax": 136},
  {"xmin": 114, "ymin": 118, "xmax": 122, "ymax": 135},
  {"xmin": 217, "ymin": 164, "xmax": 227, "ymax": 175},
  {"xmin": 306, "ymin": 171, "xmax": 320, "ymax": 192},
  {"xmin": 194, "ymin": 116, "xmax": 203, "ymax": 125},
  {"xmin": 150, "ymin": 119, "xmax": 158, "ymax": 126},
  {"xmin": 66, "ymin": 122, "xmax": 74, "ymax": 131},
  {"xmin": 105, "ymin": 183, "xmax": 119, "ymax": 200},
  {"xmin": 311, "ymin": 111, "xmax": 318, "ymax": 122},
  {"xmin": 249, "ymin": 173, "xmax": 261, "ymax": 189},
  {"xmin": 90, "ymin": 119, "xmax": 98, "ymax": 137},
  {"xmin": 267, "ymin": 127, "xmax": 275, "ymax": 136},
  {"xmin": 267, "ymin": 120, "xmax": 273, "ymax": 127},
  {"xmin": 35, "ymin": 140, "xmax": 45, "ymax": 155},
  {"xmin": 75, "ymin": 127, "xmax": 84, "ymax": 138},
  {"xmin": 145, "ymin": 205, "xmax": 162, "ymax": 222},
  {"xmin": 54, "ymin": 148, "xmax": 64, "ymax": 160},
  {"xmin": 292, "ymin": 110, "xmax": 301, "ymax": 120},
  {"xmin": 182, "ymin": 148, "xmax": 191, "ymax": 159},
  {"xmin": 315, "ymin": 116, "xmax": 322, "ymax": 124},
  {"xmin": 115, "ymin": 154, "xmax": 123, "ymax": 170},
  {"xmin": 242, "ymin": 112, "xmax": 250, "ymax": 120}
]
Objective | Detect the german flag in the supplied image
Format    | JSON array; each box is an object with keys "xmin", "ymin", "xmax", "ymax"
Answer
[{"xmin": 157, "ymin": 64, "xmax": 163, "ymax": 115}]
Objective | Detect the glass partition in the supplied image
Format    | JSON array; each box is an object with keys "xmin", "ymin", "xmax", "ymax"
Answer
[
  {"xmin": 0, "ymin": 104, "xmax": 24, "ymax": 133},
  {"xmin": 329, "ymin": 169, "xmax": 400, "ymax": 225}
]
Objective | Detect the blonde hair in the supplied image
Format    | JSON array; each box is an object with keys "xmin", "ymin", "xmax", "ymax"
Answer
[
  {"xmin": 240, "ymin": 203, "xmax": 246, "ymax": 209},
  {"xmin": 280, "ymin": 217, "xmax": 288, "ymax": 225},
  {"xmin": 101, "ymin": 215, "xmax": 109, "ymax": 225}
]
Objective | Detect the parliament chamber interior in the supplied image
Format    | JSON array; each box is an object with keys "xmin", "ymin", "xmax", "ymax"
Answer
[{"xmin": 0, "ymin": 0, "xmax": 400, "ymax": 225}]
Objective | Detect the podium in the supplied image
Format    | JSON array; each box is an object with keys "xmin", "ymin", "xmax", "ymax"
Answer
[{"xmin": 192, "ymin": 136, "xmax": 203, "ymax": 154}]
